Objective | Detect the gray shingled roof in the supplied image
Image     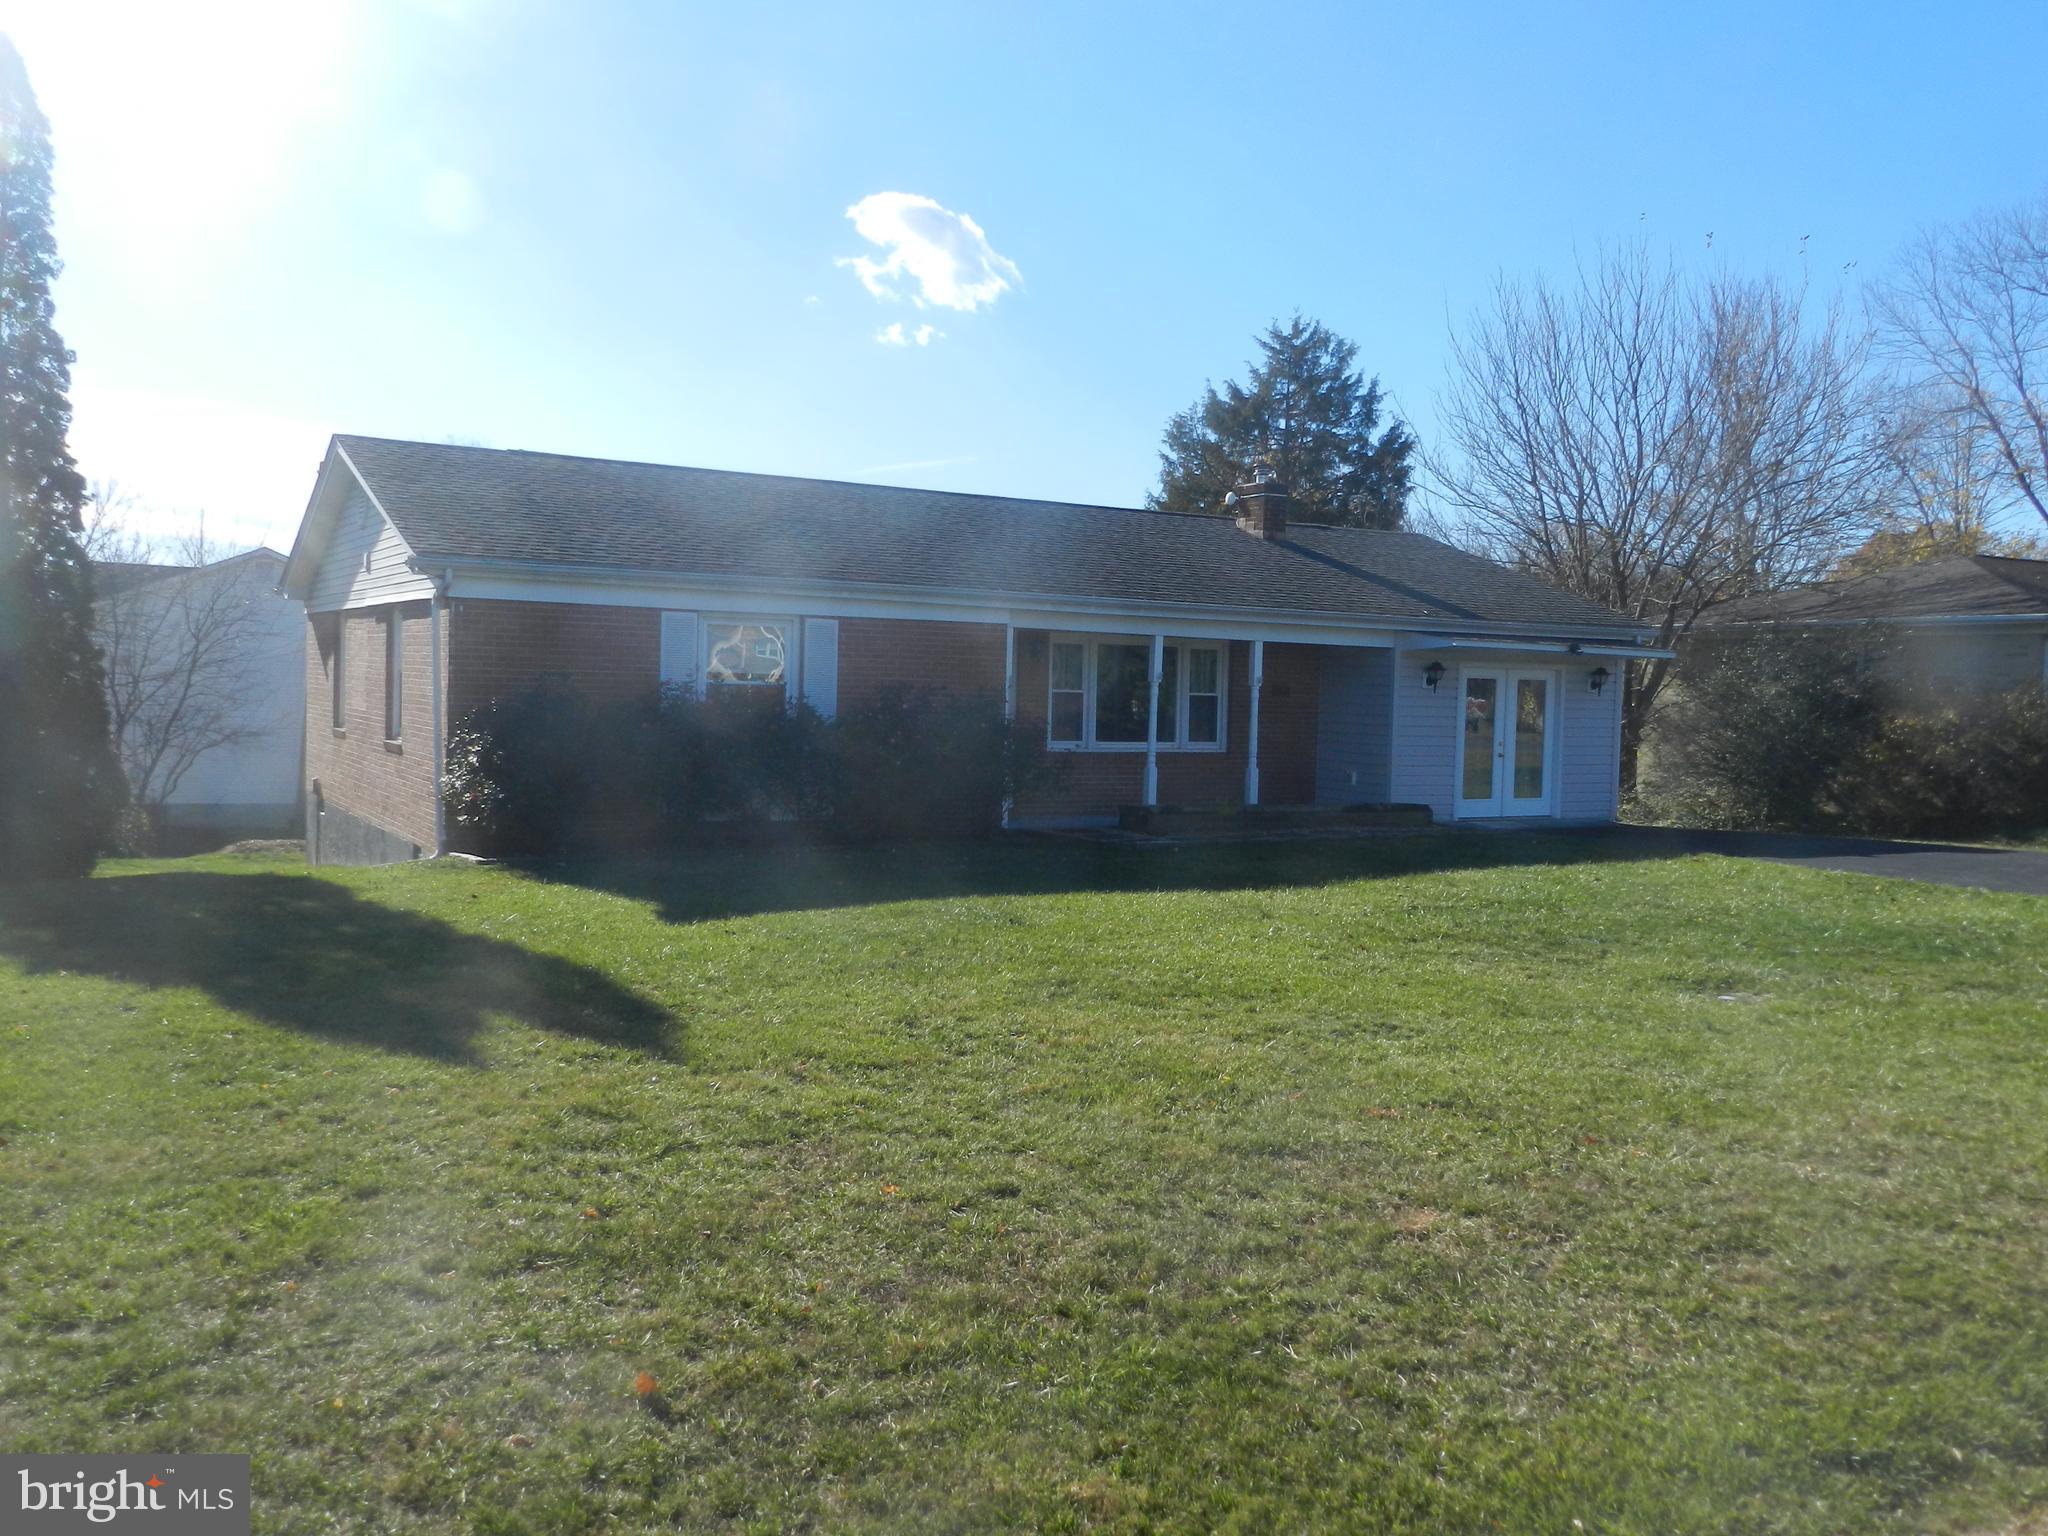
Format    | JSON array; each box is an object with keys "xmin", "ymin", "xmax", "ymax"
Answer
[
  {"xmin": 1698, "ymin": 555, "xmax": 2048, "ymax": 626},
  {"xmin": 336, "ymin": 435, "xmax": 1640, "ymax": 634}
]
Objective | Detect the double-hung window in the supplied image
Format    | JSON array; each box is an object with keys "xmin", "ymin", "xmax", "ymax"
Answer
[
  {"xmin": 1045, "ymin": 636, "xmax": 1225, "ymax": 751},
  {"xmin": 1048, "ymin": 641, "xmax": 1087, "ymax": 744}
]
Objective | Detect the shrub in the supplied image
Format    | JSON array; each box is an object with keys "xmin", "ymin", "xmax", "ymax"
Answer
[
  {"xmin": 831, "ymin": 687, "xmax": 1059, "ymax": 841},
  {"xmin": 441, "ymin": 686, "xmax": 601, "ymax": 856},
  {"xmin": 1830, "ymin": 691, "xmax": 2048, "ymax": 839},
  {"xmin": 1642, "ymin": 629, "xmax": 2048, "ymax": 839},
  {"xmin": 442, "ymin": 683, "xmax": 1056, "ymax": 855},
  {"xmin": 1639, "ymin": 629, "xmax": 1887, "ymax": 830}
]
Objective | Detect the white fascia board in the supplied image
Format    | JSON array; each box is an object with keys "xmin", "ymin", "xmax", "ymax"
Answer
[
  {"xmin": 1699, "ymin": 612, "xmax": 2048, "ymax": 632},
  {"xmin": 299, "ymin": 443, "xmax": 434, "ymax": 612},
  {"xmin": 427, "ymin": 558, "xmax": 1646, "ymax": 651},
  {"xmin": 278, "ymin": 439, "xmax": 344, "ymax": 599},
  {"xmin": 1396, "ymin": 634, "xmax": 1676, "ymax": 659}
]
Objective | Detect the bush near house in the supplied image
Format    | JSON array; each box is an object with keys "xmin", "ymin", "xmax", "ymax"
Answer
[
  {"xmin": 1640, "ymin": 630, "xmax": 2048, "ymax": 837},
  {"xmin": 441, "ymin": 684, "xmax": 1058, "ymax": 855},
  {"xmin": 1830, "ymin": 691, "xmax": 2048, "ymax": 839}
]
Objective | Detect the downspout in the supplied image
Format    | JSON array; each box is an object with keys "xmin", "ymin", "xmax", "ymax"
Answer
[{"xmin": 430, "ymin": 570, "xmax": 450, "ymax": 855}]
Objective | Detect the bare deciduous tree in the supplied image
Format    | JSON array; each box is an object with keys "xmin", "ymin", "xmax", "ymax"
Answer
[
  {"xmin": 1833, "ymin": 400, "xmax": 2048, "ymax": 575},
  {"xmin": 1431, "ymin": 246, "xmax": 1887, "ymax": 786},
  {"xmin": 1873, "ymin": 192, "xmax": 2048, "ymax": 527},
  {"xmin": 87, "ymin": 491, "xmax": 270, "ymax": 820}
]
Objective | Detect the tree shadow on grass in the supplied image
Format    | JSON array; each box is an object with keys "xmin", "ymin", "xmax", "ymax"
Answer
[
  {"xmin": 0, "ymin": 872, "xmax": 677, "ymax": 1063},
  {"xmin": 518, "ymin": 827, "xmax": 1677, "ymax": 928}
]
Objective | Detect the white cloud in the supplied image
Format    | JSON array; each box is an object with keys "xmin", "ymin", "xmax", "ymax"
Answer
[
  {"xmin": 839, "ymin": 191, "xmax": 1020, "ymax": 312},
  {"xmin": 873, "ymin": 321, "xmax": 944, "ymax": 348}
]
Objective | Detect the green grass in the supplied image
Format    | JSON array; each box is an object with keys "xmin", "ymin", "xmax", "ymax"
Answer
[{"xmin": 3, "ymin": 835, "xmax": 2046, "ymax": 1534}]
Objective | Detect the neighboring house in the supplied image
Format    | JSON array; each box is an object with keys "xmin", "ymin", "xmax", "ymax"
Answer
[
  {"xmin": 278, "ymin": 436, "xmax": 1666, "ymax": 864},
  {"xmin": 1692, "ymin": 554, "xmax": 2048, "ymax": 697},
  {"xmin": 93, "ymin": 548, "xmax": 306, "ymax": 845}
]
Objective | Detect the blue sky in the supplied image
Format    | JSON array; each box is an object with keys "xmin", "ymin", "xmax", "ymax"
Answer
[{"xmin": 12, "ymin": 0, "xmax": 2048, "ymax": 551}]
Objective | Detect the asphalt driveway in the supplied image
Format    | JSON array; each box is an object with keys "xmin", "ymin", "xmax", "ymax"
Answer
[{"xmin": 1569, "ymin": 825, "xmax": 2048, "ymax": 896}]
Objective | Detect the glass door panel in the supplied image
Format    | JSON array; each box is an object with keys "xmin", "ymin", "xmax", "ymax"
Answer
[
  {"xmin": 1511, "ymin": 676, "xmax": 1549, "ymax": 805},
  {"xmin": 1461, "ymin": 675, "xmax": 1499, "ymax": 803}
]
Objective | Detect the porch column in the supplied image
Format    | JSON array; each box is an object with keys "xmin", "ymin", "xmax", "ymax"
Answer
[
  {"xmin": 1002, "ymin": 622, "xmax": 1017, "ymax": 721},
  {"xmin": 1143, "ymin": 632, "xmax": 1164, "ymax": 805},
  {"xmin": 1244, "ymin": 638, "xmax": 1265, "ymax": 806},
  {"xmin": 1000, "ymin": 622, "xmax": 1017, "ymax": 830}
]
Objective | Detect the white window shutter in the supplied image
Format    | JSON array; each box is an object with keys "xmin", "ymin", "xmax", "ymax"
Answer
[
  {"xmin": 802, "ymin": 618, "xmax": 839, "ymax": 718},
  {"xmin": 659, "ymin": 611, "xmax": 699, "ymax": 692}
]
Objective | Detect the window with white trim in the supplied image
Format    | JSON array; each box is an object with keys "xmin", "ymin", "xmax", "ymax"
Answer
[
  {"xmin": 331, "ymin": 618, "xmax": 346, "ymax": 731},
  {"xmin": 1048, "ymin": 641, "xmax": 1086, "ymax": 744},
  {"xmin": 1045, "ymin": 636, "xmax": 1226, "ymax": 751},
  {"xmin": 702, "ymin": 618, "xmax": 797, "ymax": 696},
  {"xmin": 384, "ymin": 610, "xmax": 404, "ymax": 740}
]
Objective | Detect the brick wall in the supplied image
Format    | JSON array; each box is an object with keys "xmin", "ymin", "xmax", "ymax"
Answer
[
  {"xmin": 304, "ymin": 603, "xmax": 442, "ymax": 856},
  {"xmin": 446, "ymin": 599, "xmax": 662, "ymax": 724},
  {"xmin": 304, "ymin": 599, "xmax": 1335, "ymax": 847},
  {"xmin": 836, "ymin": 617, "xmax": 1008, "ymax": 709},
  {"xmin": 1010, "ymin": 634, "xmax": 1320, "ymax": 821}
]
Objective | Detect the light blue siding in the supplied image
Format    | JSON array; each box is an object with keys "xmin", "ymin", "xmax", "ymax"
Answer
[
  {"xmin": 1389, "ymin": 648, "xmax": 1622, "ymax": 822},
  {"xmin": 1315, "ymin": 648, "xmax": 1393, "ymax": 803}
]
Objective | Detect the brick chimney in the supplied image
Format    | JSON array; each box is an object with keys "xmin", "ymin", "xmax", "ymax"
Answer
[{"xmin": 1229, "ymin": 459, "xmax": 1289, "ymax": 540}]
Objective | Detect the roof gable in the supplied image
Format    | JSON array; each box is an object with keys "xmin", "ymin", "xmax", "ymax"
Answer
[{"xmin": 281, "ymin": 442, "xmax": 433, "ymax": 611}]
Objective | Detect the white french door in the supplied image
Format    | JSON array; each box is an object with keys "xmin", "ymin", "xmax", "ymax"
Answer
[{"xmin": 1454, "ymin": 668, "xmax": 1556, "ymax": 818}]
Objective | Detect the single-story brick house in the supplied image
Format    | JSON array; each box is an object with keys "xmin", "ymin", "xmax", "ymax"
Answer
[
  {"xmin": 1692, "ymin": 553, "xmax": 2048, "ymax": 697},
  {"xmin": 279, "ymin": 435, "xmax": 1666, "ymax": 863}
]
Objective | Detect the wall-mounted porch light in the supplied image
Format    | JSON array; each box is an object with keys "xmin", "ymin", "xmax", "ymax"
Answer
[
  {"xmin": 1423, "ymin": 661, "xmax": 1445, "ymax": 691},
  {"xmin": 1590, "ymin": 666, "xmax": 1611, "ymax": 694}
]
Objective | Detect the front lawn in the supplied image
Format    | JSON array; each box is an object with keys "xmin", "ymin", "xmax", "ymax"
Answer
[{"xmin": 2, "ymin": 836, "xmax": 2045, "ymax": 1533}]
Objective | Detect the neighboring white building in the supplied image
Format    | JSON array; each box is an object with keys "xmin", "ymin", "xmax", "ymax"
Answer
[{"xmin": 94, "ymin": 548, "xmax": 306, "ymax": 845}]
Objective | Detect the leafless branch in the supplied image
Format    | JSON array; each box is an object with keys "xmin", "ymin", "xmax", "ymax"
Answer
[
  {"xmin": 91, "ymin": 506, "xmax": 270, "ymax": 810},
  {"xmin": 1429, "ymin": 245, "xmax": 1888, "ymax": 786},
  {"xmin": 1872, "ymin": 191, "xmax": 2048, "ymax": 527}
]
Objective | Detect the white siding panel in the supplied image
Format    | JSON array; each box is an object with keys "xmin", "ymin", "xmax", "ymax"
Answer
[
  {"xmin": 802, "ymin": 617, "xmax": 839, "ymax": 718},
  {"xmin": 1558, "ymin": 663, "xmax": 1623, "ymax": 820},
  {"xmin": 1388, "ymin": 648, "xmax": 1622, "ymax": 823},
  {"xmin": 1315, "ymin": 648, "xmax": 1393, "ymax": 804},
  {"xmin": 307, "ymin": 480, "xmax": 434, "ymax": 612},
  {"xmin": 1389, "ymin": 649, "xmax": 1458, "ymax": 818},
  {"xmin": 659, "ymin": 611, "xmax": 700, "ymax": 690}
]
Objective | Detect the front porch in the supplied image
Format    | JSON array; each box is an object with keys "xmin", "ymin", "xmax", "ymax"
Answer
[{"xmin": 1002, "ymin": 627, "xmax": 1630, "ymax": 829}]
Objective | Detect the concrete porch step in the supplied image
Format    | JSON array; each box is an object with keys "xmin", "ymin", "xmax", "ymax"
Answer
[{"xmin": 1116, "ymin": 802, "xmax": 1434, "ymax": 836}]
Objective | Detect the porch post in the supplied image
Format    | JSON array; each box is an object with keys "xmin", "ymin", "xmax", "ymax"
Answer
[
  {"xmin": 1245, "ymin": 638, "xmax": 1265, "ymax": 806},
  {"xmin": 1002, "ymin": 622, "xmax": 1017, "ymax": 722},
  {"xmin": 1001, "ymin": 622, "xmax": 1017, "ymax": 830},
  {"xmin": 1143, "ymin": 632, "xmax": 1164, "ymax": 805}
]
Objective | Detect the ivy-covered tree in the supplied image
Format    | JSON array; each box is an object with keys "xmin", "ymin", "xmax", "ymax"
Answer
[
  {"xmin": 0, "ymin": 35, "xmax": 122, "ymax": 878},
  {"xmin": 1150, "ymin": 315, "xmax": 1414, "ymax": 528}
]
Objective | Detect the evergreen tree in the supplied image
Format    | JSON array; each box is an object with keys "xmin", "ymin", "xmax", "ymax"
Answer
[
  {"xmin": 0, "ymin": 36, "xmax": 121, "ymax": 878},
  {"xmin": 1150, "ymin": 315, "xmax": 1414, "ymax": 528}
]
